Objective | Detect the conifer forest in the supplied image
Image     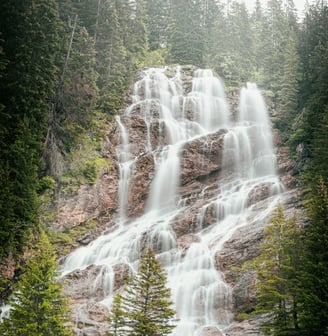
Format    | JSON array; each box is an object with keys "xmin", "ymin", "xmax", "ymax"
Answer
[{"xmin": 0, "ymin": 0, "xmax": 327, "ymax": 335}]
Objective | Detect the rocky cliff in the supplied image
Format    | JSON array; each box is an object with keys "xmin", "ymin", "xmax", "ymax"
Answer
[{"xmin": 48, "ymin": 66, "xmax": 303, "ymax": 336}]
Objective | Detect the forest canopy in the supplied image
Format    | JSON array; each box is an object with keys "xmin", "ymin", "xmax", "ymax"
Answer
[{"xmin": 0, "ymin": 0, "xmax": 327, "ymax": 334}]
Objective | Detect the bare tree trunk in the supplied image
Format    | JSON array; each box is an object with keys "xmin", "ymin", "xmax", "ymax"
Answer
[
  {"xmin": 61, "ymin": 14, "xmax": 78, "ymax": 84},
  {"xmin": 94, "ymin": 0, "xmax": 102, "ymax": 43}
]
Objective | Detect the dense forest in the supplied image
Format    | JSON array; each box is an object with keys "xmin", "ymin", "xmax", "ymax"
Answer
[{"xmin": 0, "ymin": 0, "xmax": 327, "ymax": 335}]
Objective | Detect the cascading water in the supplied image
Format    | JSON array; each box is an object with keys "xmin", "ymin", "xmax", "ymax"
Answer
[{"xmin": 62, "ymin": 67, "xmax": 283, "ymax": 335}]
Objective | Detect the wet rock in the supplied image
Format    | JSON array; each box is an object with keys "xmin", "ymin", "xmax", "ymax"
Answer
[
  {"xmin": 63, "ymin": 265, "xmax": 105, "ymax": 302},
  {"xmin": 215, "ymin": 218, "xmax": 267, "ymax": 312},
  {"xmin": 172, "ymin": 212, "xmax": 198, "ymax": 236},
  {"xmin": 177, "ymin": 234, "xmax": 201, "ymax": 252},
  {"xmin": 77, "ymin": 231, "xmax": 94, "ymax": 245},
  {"xmin": 200, "ymin": 326, "xmax": 224, "ymax": 336},
  {"xmin": 127, "ymin": 153, "xmax": 155, "ymax": 218},
  {"xmin": 224, "ymin": 314, "xmax": 267, "ymax": 336},
  {"xmin": 81, "ymin": 328, "xmax": 100, "ymax": 336},
  {"xmin": 47, "ymin": 66, "xmax": 305, "ymax": 335},
  {"xmin": 72, "ymin": 302, "xmax": 109, "ymax": 336},
  {"xmin": 246, "ymin": 183, "xmax": 272, "ymax": 207},
  {"xmin": 112, "ymin": 263, "xmax": 132, "ymax": 291},
  {"xmin": 281, "ymin": 174, "xmax": 300, "ymax": 189},
  {"xmin": 86, "ymin": 302, "xmax": 109, "ymax": 323},
  {"xmin": 216, "ymin": 221, "xmax": 265, "ymax": 274},
  {"xmin": 180, "ymin": 130, "xmax": 227, "ymax": 186}
]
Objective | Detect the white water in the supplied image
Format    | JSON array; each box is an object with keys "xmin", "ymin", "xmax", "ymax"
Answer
[
  {"xmin": 0, "ymin": 304, "xmax": 11, "ymax": 322},
  {"xmin": 62, "ymin": 68, "xmax": 283, "ymax": 335}
]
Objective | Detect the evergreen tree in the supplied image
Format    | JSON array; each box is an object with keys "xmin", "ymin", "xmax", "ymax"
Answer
[
  {"xmin": 275, "ymin": 30, "xmax": 300, "ymax": 137},
  {"xmin": 298, "ymin": 179, "xmax": 328, "ymax": 335},
  {"xmin": 250, "ymin": 0, "xmax": 270, "ymax": 83},
  {"xmin": 145, "ymin": 0, "xmax": 170, "ymax": 50},
  {"xmin": 249, "ymin": 205, "xmax": 302, "ymax": 335},
  {"xmin": 124, "ymin": 0, "xmax": 148, "ymax": 72},
  {"xmin": 108, "ymin": 248, "xmax": 176, "ymax": 336},
  {"xmin": 108, "ymin": 293, "xmax": 126, "ymax": 336},
  {"xmin": 0, "ymin": 231, "xmax": 73, "ymax": 336},
  {"xmin": 224, "ymin": 1, "xmax": 254, "ymax": 85},
  {"xmin": 95, "ymin": 0, "xmax": 128, "ymax": 115},
  {"xmin": 297, "ymin": 1, "xmax": 328, "ymax": 181},
  {"xmin": 0, "ymin": 0, "xmax": 60, "ymax": 257},
  {"xmin": 169, "ymin": 0, "xmax": 205, "ymax": 66},
  {"xmin": 262, "ymin": 0, "xmax": 289, "ymax": 91},
  {"xmin": 61, "ymin": 25, "xmax": 98, "ymax": 126}
]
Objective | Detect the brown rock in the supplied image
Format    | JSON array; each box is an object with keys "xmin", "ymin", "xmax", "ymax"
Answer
[
  {"xmin": 71, "ymin": 302, "xmax": 110, "ymax": 336},
  {"xmin": 127, "ymin": 153, "xmax": 155, "ymax": 218},
  {"xmin": 53, "ymin": 171, "xmax": 119, "ymax": 232},
  {"xmin": 177, "ymin": 234, "xmax": 201, "ymax": 252},
  {"xmin": 86, "ymin": 302, "xmax": 109, "ymax": 323},
  {"xmin": 200, "ymin": 326, "xmax": 224, "ymax": 336},
  {"xmin": 113, "ymin": 263, "xmax": 132, "ymax": 291},
  {"xmin": 42, "ymin": 66, "xmax": 306, "ymax": 335},
  {"xmin": 180, "ymin": 130, "xmax": 227, "ymax": 186},
  {"xmin": 224, "ymin": 314, "xmax": 268, "ymax": 336},
  {"xmin": 246, "ymin": 182, "xmax": 272, "ymax": 207},
  {"xmin": 63, "ymin": 265, "xmax": 105, "ymax": 302}
]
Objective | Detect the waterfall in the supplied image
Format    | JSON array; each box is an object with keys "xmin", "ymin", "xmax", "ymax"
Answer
[
  {"xmin": 0, "ymin": 304, "xmax": 11, "ymax": 323},
  {"xmin": 62, "ymin": 67, "xmax": 283, "ymax": 335}
]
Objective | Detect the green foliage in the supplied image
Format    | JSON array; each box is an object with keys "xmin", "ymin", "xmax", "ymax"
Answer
[
  {"xmin": 58, "ymin": 144, "xmax": 111, "ymax": 192},
  {"xmin": 145, "ymin": 0, "xmax": 170, "ymax": 51},
  {"xmin": 38, "ymin": 176, "xmax": 56, "ymax": 193},
  {"xmin": 297, "ymin": 179, "xmax": 328, "ymax": 335},
  {"xmin": 293, "ymin": 1, "xmax": 328, "ymax": 181},
  {"xmin": 0, "ymin": 0, "xmax": 61, "ymax": 258},
  {"xmin": 236, "ymin": 312, "xmax": 250, "ymax": 322},
  {"xmin": 141, "ymin": 49, "xmax": 167, "ymax": 68},
  {"xmin": 46, "ymin": 220, "xmax": 96, "ymax": 255},
  {"xmin": 275, "ymin": 31, "xmax": 301, "ymax": 138},
  {"xmin": 248, "ymin": 205, "xmax": 302, "ymax": 335},
  {"xmin": 108, "ymin": 248, "xmax": 176, "ymax": 336},
  {"xmin": 0, "ymin": 231, "xmax": 73, "ymax": 336},
  {"xmin": 169, "ymin": 0, "xmax": 206, "ymax": 67}
]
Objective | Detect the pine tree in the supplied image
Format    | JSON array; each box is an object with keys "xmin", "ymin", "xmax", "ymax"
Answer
[
  {"xmin": 169, "ymin": 0, "xmax": 205, "ymax": 66},
  {"xmin": 298, "ymin": 179, "xmax": 328, "ymax": 335},
  {"xmin": 249, "ymin": 205, "xmax": 302, "ymax": 335},
  {"xmin": 224, "ymin": 1, "xmax": 254, "ymax": 85},
  {"xmin": 262, "ymin": 0, "xmax": 289, "ymax": 91},
  {"xmin": 108, "ymin": 248, "xmax": 176, "ymax": 336},
  {"xmin": 95, "ymin": 0, "xmax": 128, "ymax": 115},
  {"xmin": 0, "ymin": 0, "xmax": 60, "ymax": 257},
  {"xmin": 145, "ymin": 0, "xmax": 170, "ymax": 50},
  {"xmin": 275, "ymin": 30, "xmax": 300, "ymax": 137},
  {"xmin": 0, "ymin": 231, "xmax": 73, "ymax": 336},
  {"xmin": 298, "ymin": 1, "xmax": 328, "ymax": 182},
  {"xmin": 108, "ymin": 293, "xmax": 126, "ymax": 336}
]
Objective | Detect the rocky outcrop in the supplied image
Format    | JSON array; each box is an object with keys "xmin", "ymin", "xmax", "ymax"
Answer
[
  {"xmin": 63, "ymin": 265, "xmax": 106, "ymax": 302},
  {"xmin": 180, "ymin": 130, "xmax": 227, "ymax": 185},
  {"xmin": 224, "ymin": 315, "xmax": 268, "ymax": 336},
  {"xmin": 71, "ymin": 302, "xmax": 109, "ymax": 336},
  {"xmin": 51, "ymin": 66, "xmax": 304, "ymax": 336},
  {"xmin": 53, "ymin": 171, "xmax": 119, "ymax": 233}
]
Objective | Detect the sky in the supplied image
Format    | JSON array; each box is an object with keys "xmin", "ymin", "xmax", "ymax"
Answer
[{"xmin": 240, "ymin": 0, "xmax": 309, "ymax": 17}]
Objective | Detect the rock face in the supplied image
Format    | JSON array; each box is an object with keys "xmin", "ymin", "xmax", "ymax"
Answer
[{"xmin": 54, "ymin": 66, "xmax": 303, "ymax": 335}]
